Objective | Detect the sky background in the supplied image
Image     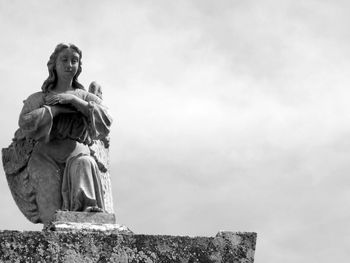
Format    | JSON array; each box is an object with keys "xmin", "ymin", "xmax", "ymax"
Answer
[{"xmin": 0, "ymin": 0, "xmax": 349, "ymax": 262}]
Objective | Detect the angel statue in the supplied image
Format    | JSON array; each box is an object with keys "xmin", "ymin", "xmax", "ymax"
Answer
[{"xmin": 2, "ymin": 43, "xmax": 114, "ymax": 225}]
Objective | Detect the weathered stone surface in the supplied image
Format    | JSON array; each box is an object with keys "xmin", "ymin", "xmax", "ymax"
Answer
[
  {"xmin": 46, "ymin": 222, "xmax": 132, "ymax": 233},
  {"xmin": 2, "ymin": 132, "xmax": 40, "ymax": 223},
  {"xmin": 88, "ymin": 81, "xmax": 114, "ymax": 214},
  {"xmin": 0, "ymin": 230, "xmax": 257, "ymax": 262},
  {"xmin": 43, "ymin": 211, "xmax": 133, "ymax": 233},
  {"xmin": 52, "ymin": 211, "xmax": 117, "ymax": 224}
]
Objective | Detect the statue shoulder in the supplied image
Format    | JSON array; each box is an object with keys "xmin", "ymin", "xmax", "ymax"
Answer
[{"xmin": 23, "ymin": 91, "xmax": 45, "ymax": 107}]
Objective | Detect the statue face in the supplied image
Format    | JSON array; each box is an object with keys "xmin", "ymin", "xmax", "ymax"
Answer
[
  {"xmin": 90, "ymin": 84, "xmax": 102, "ymax": 99},
  {"xmin": 55, "ymin": 48, "xmax": 80, "ymax": 80}
]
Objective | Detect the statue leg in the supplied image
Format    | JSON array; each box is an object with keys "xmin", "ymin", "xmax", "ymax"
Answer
[
  {"xmin": 28, "ymin": 151, "xmax": 63, "ymax": 224},
  {"xmin": 61, "ymin": 154, "xmax": 105, "ymax": 212}
]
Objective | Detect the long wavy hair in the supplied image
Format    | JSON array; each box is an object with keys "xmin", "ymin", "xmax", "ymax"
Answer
[{"xmin": 41, "ymin": 43, "xmax": 85, "ymax": 92}]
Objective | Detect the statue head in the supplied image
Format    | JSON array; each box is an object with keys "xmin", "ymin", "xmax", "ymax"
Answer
[
  {"xmin": 88, "ymin": 81, "xmax": 103, "ymax": 99},
  {"xmin": 41, "ymin": 43, "xmax": 84, "ymax": 92}
]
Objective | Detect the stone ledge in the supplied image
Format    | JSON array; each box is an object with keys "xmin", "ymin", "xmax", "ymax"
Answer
[
  {"xmin": 46, "ymin": 222, "xmax": 133, "ymax": 233},
  {"xmin": 0, "ymin": 230, "xmax": 257, "ymax": 262},
  {"xmin": 43, "ymin": 211, "xmax": 133, "ymax": 234},
  {"xmin": 51, "ymin": 211, "xmax": 117, "ymax": 224}
]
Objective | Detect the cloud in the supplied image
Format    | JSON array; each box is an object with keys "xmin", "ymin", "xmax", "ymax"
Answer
[{"xmin": 1, "ymin": 1, "xmax": 350, "ymax": 262}]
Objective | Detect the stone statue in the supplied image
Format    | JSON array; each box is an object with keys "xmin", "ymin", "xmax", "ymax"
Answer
[{"xmin": 2, "ymin": 43, "xmax": 113, "ymax": 225}]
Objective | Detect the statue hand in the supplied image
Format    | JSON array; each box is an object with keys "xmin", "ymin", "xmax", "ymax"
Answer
[{"xmin": 45, "ymin": 93, "xmax": 76, "ymax": 105}]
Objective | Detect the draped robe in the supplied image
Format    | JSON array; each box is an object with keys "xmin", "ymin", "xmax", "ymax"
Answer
[{"xmin": 18, "ymin": 89, "xmax": 112, "ymax": 223}]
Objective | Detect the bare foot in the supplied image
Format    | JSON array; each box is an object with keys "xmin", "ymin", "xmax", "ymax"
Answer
[{"xmin": 84, "ymin": 206, "xmax": 104, "ymax": 212}]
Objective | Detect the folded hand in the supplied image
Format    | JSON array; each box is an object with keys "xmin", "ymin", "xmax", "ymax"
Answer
[{"xmin": 45, "ymin": 93, "xmax": 76, "ymax": 105}]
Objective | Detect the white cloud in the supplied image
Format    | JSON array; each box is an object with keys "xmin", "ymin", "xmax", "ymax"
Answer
[{"xmin": 1, "ymin": 1, "xmax": 350, "ymax": 262}]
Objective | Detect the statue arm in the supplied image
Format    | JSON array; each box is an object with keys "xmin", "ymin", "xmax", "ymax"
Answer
[
  {"xmin": 44, "ymin": 93, "xmax": 88, "ymax": 115},
  {"xmin": 70, "ymin": 90, "xmax": 112, "ymax": 140},
  {"xmin": 18, "ymin": 92, "xmax": 53, "ymax": 142},
  {"xmin": 84, "ymin": 92, "xmax": 113, "ymax": 140},
  {"xmin": 44, "ymin": 90, "xmax": 112, "ymax": 140}
]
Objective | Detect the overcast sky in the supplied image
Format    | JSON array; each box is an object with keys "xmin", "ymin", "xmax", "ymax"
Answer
[{"xmin": 1, "ymin": 0, "xmax": 350, "ymax": 262}]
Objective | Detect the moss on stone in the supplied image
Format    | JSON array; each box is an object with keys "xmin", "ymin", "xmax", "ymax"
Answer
[{"xmin": 0, "ymin": 230, "xmax": 256, "ymax": 262}]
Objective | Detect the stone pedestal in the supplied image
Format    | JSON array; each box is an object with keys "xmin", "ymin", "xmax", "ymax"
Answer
[
  {"xmin": 0, "ymin": 230, "xmax": 257, "ymax": 262},
  {"xmin": 44, "ymin": 211, "xmax": 132, "ymax": 233}
]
